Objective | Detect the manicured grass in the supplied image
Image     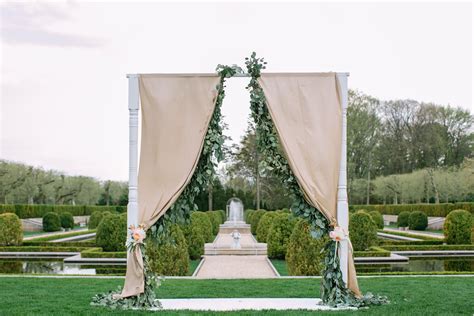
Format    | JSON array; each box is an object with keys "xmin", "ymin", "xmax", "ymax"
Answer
[
  {"xmin": 270, "ymin": 259, "xmax": 288, "ymax": 276},
  {"xmin": 188, "ymin": 259, "xmax": 201, "ymax": 276},
  {"xmin": 0, "ymin": 276, "xmax": 473, "ymax": 315},
  {"xmin": 385, "ymin": 224, "xmax": 444, "ymax": 235}
]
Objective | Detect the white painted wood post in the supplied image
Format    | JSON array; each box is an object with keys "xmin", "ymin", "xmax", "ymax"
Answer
[
  {"xmin": 127, "ymin": 74, "xmax": 139, "ymax": 229},
  {"xmin": 336, "ymin": 73, "xmax": 349, "ymax": 285}
]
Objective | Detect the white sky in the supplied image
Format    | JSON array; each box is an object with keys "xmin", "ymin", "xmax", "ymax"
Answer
[{"xmin": 0, "ymin": 1, "xmax": 472, "ymax": 181}]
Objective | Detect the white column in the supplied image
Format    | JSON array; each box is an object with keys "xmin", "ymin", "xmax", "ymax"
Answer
[
  {"xmin": 127, "ymin": 74, "xmax": 139, "ymax": 228},
  {"xmin": 336, "ymin": 73, "xmax": 349, "ymax": 285}
]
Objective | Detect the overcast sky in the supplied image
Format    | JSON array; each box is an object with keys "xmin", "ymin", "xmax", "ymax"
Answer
[{"xmin": 0, "ymin": 1, "xmax": 472, "ymax": 181}]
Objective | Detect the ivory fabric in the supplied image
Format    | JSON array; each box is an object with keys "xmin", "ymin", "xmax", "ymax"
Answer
[
  {"xmin": 258, "ymin": 73, "xmax": 361, "ymax": 296},
  {"xmin": 120, "ymin": 74, "xmax": 220, "ymax": 298}
]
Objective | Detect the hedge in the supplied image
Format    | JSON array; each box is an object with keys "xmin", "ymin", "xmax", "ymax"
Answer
[
  {"xmin": 249, "ymin": 210, "xmax": 266, "ymax": 235},
  {"xmin": 23, "ymin": 240, "xmax": 96, "ymax": 247},
  {"xmin": 349, "ymin": 202, "xmax": 474, "ymax": 217},
  {"xmin": 256, "ymin": 212, "xmax": 278, "ymax": 242},
  {"xmin": 408, "ymin": 211, "xmax": 428, "ymax": 230},
  {"xmin": 146, "ymin": 224, "xmax": 189, "ymax": 276},
  {"xmin": 368, "ymin": 211, "xmax": 384, "ymax": 229},
  {"xmin": 378, "ymin": 239, "xmax": 444, "ymax": 246},
  {"xmin": 397, "ymin": 211, "xmax": 410, "ymax": 227},
  {"xmin": 244, "ymin": 209, "xmax": 255, "ymax": 223},
  {"xmin": 354, "ymin": 246, "xmax": 391, "ymax": 257},
  {"xmin": 0, "ymin": 213, "xmax": 23, "ymax": 246},
  {"xmin": 81, "ymin": 247, "xmax": 126, "ymax": 258},
  {"xmin": 0, "ymin": 246, "xmax": 93, "ymax": 252},
  {"xmin": 42, "ymin": 212, "xmax": 61, "ymax": 232},
  {"xmin": 88, "ymin": 211, "xmax": 113, "ymax": 229},
  {"xmin": 206, "ymin": 211, "xmax": 222, "ymax": 236},
  {"xmin": 0, "ymin": 204, "xmax": 126, "ymax": 219},
  {"xmin": 444, "ymin": 210, "xmax": 473, "ymax": 245},
  {"xmin": 349, "ymin": 210, "xmax": 377, "ymax": 251},
  {"xmin": 183, "ymin": 211, "xmax": 213, "ymax": 259},
  {"xmin": 60, "ymin": 212, "xmax": 74, "ymax": 229},
  {"xmin": 379, "ymin": 244, "xmax": 474, "ymax": 251},
  {"xmin": 267, "ymin": 213, "xmax": 296, "ymax": 259},
  {"xmin": 286, "ymin": 219, "xmax": 328, "ymax": 275},
  {"xmin": 95, "ymin": 213, "xmax": 126, "ymax": 252}
]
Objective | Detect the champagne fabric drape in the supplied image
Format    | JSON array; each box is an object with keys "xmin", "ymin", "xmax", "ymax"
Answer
[
  {"xmin": 120, "ymin": 74, "xmax": 220, "ymax": 298},
  {"xmin": 258, "ymin": 73, "xmax": 361, "ymax": 296}
]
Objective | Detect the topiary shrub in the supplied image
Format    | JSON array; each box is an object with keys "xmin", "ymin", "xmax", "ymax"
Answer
[
  {"xmin": 256, "ymin": 212, "xmax": 277, "ymax": 242},
  {"xmin": 60, "ymin": 212, "xmax": 74, "ymax": 229},
  {"xmin": 244, "ymin": 209, "xmax": 255, "ymax": 223},
  {"xmin": 96, "ymin": 213, "xmax": 127, "ymax": 251},
  {"xmin": 368, "ymin": 210, "xmax": 384, "ymax": 229},
  {"xmin": 42, "ymin": 212, "xmax": 61, "ymax": 232},
  {"xmin": 397, "ymin": 211, "xmax": 410, "ymax": 228},
  {"xmin": 206, "ymin": 211, "xmax": 221, "ymax": 236},
  {"xmin": 146, "ymin": 224, "xmax": 189, "ymax": 276},
  {"xmin": 408, "ymin": 211, "xmax": 428, "ymax": 231},
  {"xmin": 444, "ymin": 209, "xmax": 472, "ymax": 245},
  {"xmin": 250, "ymin": 210, "xmax": 266, "ymax": 235},
  {"xmin": 217, "ymin": 210, "xmax": 226, "ymax": 223},
  {"xmin": 349, "ymin": 210, "xmax": 377, "ymax": 251},
  {"xmin": 183, "ymin": 211, "xmax": 213, "ymax": 259},
  {"xmin": 88, "ymin": 211, "xmax": 112, "ymax": 229},
  {"xmin": 267, "ymin": 213, "xmax": 296, "ymax": 259},
  {"xmin": 0, "ymin": 213, "xmax": 23, "ymax": 246},
  {"xmin": 286, "ymin": 219, "xmax": 328, "ymax": 276}
]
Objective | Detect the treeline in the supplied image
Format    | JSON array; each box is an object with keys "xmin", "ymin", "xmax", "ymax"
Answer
[
  {"xmin": 0, "ymin": 161, "xmax": 128, "ymax": 206},
  {"xmin": 222, "ymin": 90, "xmax": 473, "ymax": 209}
]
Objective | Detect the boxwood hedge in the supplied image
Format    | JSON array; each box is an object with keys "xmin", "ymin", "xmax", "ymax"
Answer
[
  {"xmin": 0, "ymin": 204, "xmax": 126, "ymax": 219},
  {"xmin": 0, "ymin": 213, "xmax": 23, "ymax": 246},
  {"xmin": 349, "ymin": 202, "xmax": 474, "ymax": 217},
  {"xmin": 444, "ymin": 209, "xmax": 472, "ymax": 244},
  {"xmin": 42, "ymin": 212, "xmax": 61, "ymax": 232}
]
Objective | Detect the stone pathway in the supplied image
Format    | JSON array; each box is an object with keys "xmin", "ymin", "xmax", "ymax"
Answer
[
  {"xmin": 195, "ymin": 255, "xmax": 277, "ymax": 279},
  {"xmin": 23, "ymin": 228, "xmax": 89, "ymax": 241},
  {"xmin": 383, "ymin": 228, "xmax": 445, "ymax": 239}
]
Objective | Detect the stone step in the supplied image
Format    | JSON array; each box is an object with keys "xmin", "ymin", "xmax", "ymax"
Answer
[{"xmin": 204, "ymin": 246, "xmax": 267, "ymax": 256}]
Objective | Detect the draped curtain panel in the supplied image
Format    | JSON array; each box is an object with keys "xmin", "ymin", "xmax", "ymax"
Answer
[
  {"xmin": 258, "ymin": 73, "xmax": 360, "ymax": 296},
  {"xmin": 120, "ymin": 74, "xmax": 220, "ymax": 298}
]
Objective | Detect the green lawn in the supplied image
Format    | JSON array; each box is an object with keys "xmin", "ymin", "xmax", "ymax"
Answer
[
  {"xmin": 385, "ymin": 224, "xmax": 444, "ymax": 235},
  {"xmin": 1, "ymin": 276, "xmax": 473, "ymax": 315}
]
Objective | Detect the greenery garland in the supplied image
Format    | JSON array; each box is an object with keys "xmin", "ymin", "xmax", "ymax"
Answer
[
  {"xmin": 91, "ymin": 64, "xmax": 242, "ymax": 310},
  {"xmin": 245, "ymin": 52, "xmax": 388, "ymax": 308}
]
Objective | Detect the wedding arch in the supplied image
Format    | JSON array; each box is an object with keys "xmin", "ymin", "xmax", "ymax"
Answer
[{"xmin": 92, "ymin": 54, "xmax": 386, "ymax": 309}]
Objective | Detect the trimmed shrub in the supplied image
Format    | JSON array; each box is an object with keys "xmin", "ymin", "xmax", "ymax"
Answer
[
  {"xmin": 183, "ymin": 211, "xmax": 213, "ymax": 259},
  {"xmin": 286, "ymin": 219, "xmax": 328, "ymax": 276},
  {"xmin": 368, "ymin": 210, "xmax": 384, "ymax": 229},
  {"xmin": 88, "ymin": 211, "xmax": 113, "ymax": 229},
  {"xmin": 408, "ymin": 211, "xmax": 428, "ymax": 231},
  {"xmin": 250, "ymin": 210, "xmax": 266, "ymax": 235},
  {"xmin": 444, "ymin": 209, "xmax": 472, "ymax": 245},
  {"xmin": 147, "ymin": 224, "xmax": 189, "ymax": 276},
  {"xmin": 96, "ymin": 213, "xmax": 127, "ymax": 251},
  {"xmin": 60, "ymin": 212, "xmax": 74, "ymax": 229},
  {"xmin": 42, "ymin": 212, "xmax": 61, "ymax": 232},
  {"xmin": 349, "ymin": 202, "xmax": 474, "ymax": 217},
  {"xmin": 244, "ymin": 209, "xmax": 255, "ymax": 223},
  {"xmin": 0, "ymin": 213, "xmax": 23, "ymax": 246},
  {"xmin": 397, "ymin": 211, "xmax": 410, "ymax": 227},
  {"xmin": 256, "ymin": 212, "xmax": 277, "ymax": 242},
  {"xmin": 267, "ymin": 213, "xmax": 296, "ymax": 259},
  {"xmin": 217, "ymin": 210, "xmax": 226, "ymax": 223},
  {"xmin": 0, "ymin": 204, "xmax": 126, "ymax": 219},
  {"xmin": 206, "ymin": 211, "xmax": 221, "ymax": 236},
  {"xmin": 349, "ymin": 210, "xmax": 377, "ymax": 251}
]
